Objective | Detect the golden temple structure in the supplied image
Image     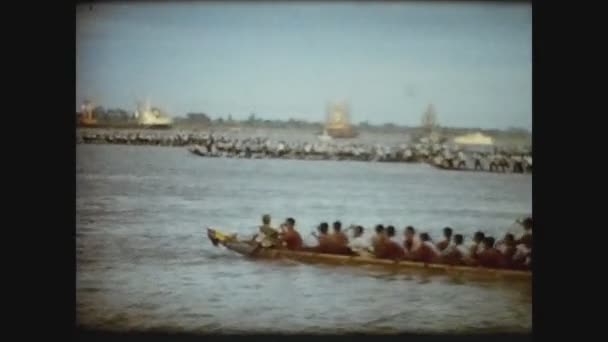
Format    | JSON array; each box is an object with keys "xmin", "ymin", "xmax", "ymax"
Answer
[{"xmin": 324, "ymin": 102, "xmax": 358, "ymax": 138}]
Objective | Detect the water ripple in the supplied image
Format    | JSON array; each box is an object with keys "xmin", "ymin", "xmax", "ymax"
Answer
[{"xmin": 76, "ymin": 145, "xmax": 532, "ymax": 334}]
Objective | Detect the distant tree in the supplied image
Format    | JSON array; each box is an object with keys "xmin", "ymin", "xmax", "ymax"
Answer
[
  {"xmin": 105, "ymin": 108, "xmax": 130, "ymax": 121},
  {"xmin": 92, "ymin": 106, "xmax": 106, "ymax": 119},
  {"xmin": 187, "ymin": 113, "xmax": 211, "ymax": 124},
  {"xmin": 359, "ymin": 120, "xmax": 370, "ymax": 128},
  {"xmin": 507, "ymin": 126, "xmax": 529, "ymax": 133},
  {"xmin": 227, "ymin": 114, "xmax": 233, "ymax": 122}
]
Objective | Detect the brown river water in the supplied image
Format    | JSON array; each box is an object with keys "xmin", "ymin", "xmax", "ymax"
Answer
[{"xmin": 76, "ymin": 144, "xmax": 532, "ymax": 334}]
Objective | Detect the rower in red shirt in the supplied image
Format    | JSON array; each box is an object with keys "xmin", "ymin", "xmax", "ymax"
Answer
[
  {"xmin": 279, "ymin": 217, "xmax": 303, "ymax": 250},
  {"xmin": 412, "ymin": 233, "xmax": 441, "ymax": 263},
  {"xmin": 381, "ymin": 225, "xmax": 406, "ymax": 260},
  {"xmin": 330, "ymin": 221, "xmax": 349, "ymax": 247},
  {"xmin": 477, "ymin": 236, "xmax": 507, "ymax": 269}
]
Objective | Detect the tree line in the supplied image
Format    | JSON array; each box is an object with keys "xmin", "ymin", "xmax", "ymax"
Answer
[{"xmin": 76, "ymin": 107, "xmax": 530, "ymax": 141}]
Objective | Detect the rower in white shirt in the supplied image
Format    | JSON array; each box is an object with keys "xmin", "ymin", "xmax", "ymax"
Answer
[
  {"xmin": 436, "ymin": 227, "xmax": 453, "ymax": 252},
  {"xmin": 403, "ymin": 226, "xmax": 421, "ymax": 254},
  {"xmin": 469, "ymin": 231, "xmax": 486, "ymax": 257},
  {"xmin": 347, "ymin": 225, "xmax": 373, "ymax": 257},
  {"xmin": 441, "ymin": 234, "xmax": 469, "ymax": 264}
]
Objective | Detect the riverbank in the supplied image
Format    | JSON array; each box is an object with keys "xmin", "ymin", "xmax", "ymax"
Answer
[{"xmin": 76, "ymin": 127, "xmax": 531, "ymax": 174}]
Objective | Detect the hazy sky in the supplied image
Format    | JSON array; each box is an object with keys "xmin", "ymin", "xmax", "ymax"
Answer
[{"xmin": 76, "ymin": 1, "xmax": 531, "ymax": 129}]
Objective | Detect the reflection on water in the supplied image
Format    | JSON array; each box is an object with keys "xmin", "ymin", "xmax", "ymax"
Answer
[{"xmin": 77, "ymin": 145, "xmax": 531, "ymax": 334}]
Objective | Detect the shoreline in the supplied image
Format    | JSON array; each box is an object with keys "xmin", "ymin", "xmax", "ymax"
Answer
[{"xmin": 76, "ymin": 128, "xmax": 532, "ymax": 174}]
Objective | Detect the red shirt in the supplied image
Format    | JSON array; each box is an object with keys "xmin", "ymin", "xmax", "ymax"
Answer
[
  {"xmin": 316, "ymin": 235, "xmax": 353, "ymax": 255},
  {"xmin": 414, "ymin": 243, "xmax": 439, "ymax": 263},
  {"xmin": 478, "ymin": 248, "xmax": 506, "ymax": 268},
  {"xmin": 372, "ymin": 235, "xmax": 387, "ymax": 256},
  {"xmin": 282, "ymin": 230, "xmax": 303, "ymax": 250},
  {"xmin": 331, "ymin": 232, "xmax": 349, "ymax": 246},
  {"xmin": 383, "ymin": 240, "xmax": 406, "ymax": 259},
  {"xmin": 373, "ymin": 237, "xmax": 404, "ymax": 260}
]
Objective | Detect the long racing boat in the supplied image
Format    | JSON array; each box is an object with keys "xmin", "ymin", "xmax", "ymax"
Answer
[{"xmin": 206, "ymin": 228, "xmax": 531, "ymax": 282}]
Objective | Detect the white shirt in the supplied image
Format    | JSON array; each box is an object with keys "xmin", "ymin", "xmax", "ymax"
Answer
[
  {"xmin": 497, "ymin": 243, "xmax": 508, "ymax": 254},
  {"xmin": 437, "ymin": 239, "xmax": 452, "ymax": 248},
  {"xmin": 442, "ymin": 244, "xmax": 469, "ymax": 259},
  {"xmin": 389, "ymin": 236, "xmax": 401, "ymax": 245},
  {"xmin": 422, "ymin": 241, "xmax": 441, "ymax": 256},
  {"xmin": 456, "ymin": 244, "xmax": 470, "ymax": 258},
  {"xmin": 469, "ymin": 242, "xmax": 485, "ymax": 256},
  {"xmin": 519, "ymin": 231, "xmax": 533, "ymax": 240},
  {"xmin": 440, "ymin": 244, "xmax": 457, "ymax": 257},
  {"xmin": 255, "ymin": 234, "xmax": 273, "ymax": 248},
  {"xmin": 348, "ymin": 235, "xmax": 370, "ymax": 252},
  {"xmin": 513, "ymin": 244, "xmax": 531, "ymax": 261}
]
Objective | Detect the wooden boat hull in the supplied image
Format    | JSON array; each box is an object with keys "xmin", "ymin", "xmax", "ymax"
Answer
[{"xmin": 206, "ymin": 228, "xmax": 531, "ymax": 281}]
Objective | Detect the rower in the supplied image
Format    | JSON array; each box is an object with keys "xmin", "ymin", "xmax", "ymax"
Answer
[
  {"xmin": 436, "ymin": 227, "xmax": 453, "ymax": 251},
  {"xmin": 412, "ymin": 233, "xmax": 440, "ymax": 263},
  {"xmin": 280, "ymin": 217, "xmax": 303, "ymax": 250},
  {"xmin": 252, "ymin": 214, "xmax": 280, "ymax": 248},
  {"xmin": 311, "ymin": 222, "xmax": 353, "ymax": 255},
  {"xmin": 512, "ymin": 241, "xmax": 532, "ymax": 270},
  {"xmin": 331, "ymin": 221, "xmax": 349, "ymax": 247},
  {"xmin": 469, "ymin": 231, "xmax": 486, "ymax": 258},
  {"xmin": 515, "ymin": 217, "xmax": 532, "ymax": 249},
  {"xmin": 477, "ymin": 236, "xmax": 507, "ymax": 268},
  {"xmin": 312, "ymin": 222, "xmax": 328, "ymax": 238},
  {"xmin": 348, "ymin": 225, "xmax": 372, "ymax": 256},
  {"xmin": 378, "ymin": 225, "xmax": 406, "ymax": 260},
  {"xmin": 440, "ymin": 233, "xmax": 467, "ymax": 264},
  {"xmin": 454, "ymin": 234, "xmax": 470, "ymax": 260},
  {"xmin": 496, "ymin": 233, "xmax": 517, "ymax": 265},
  {"xmin": 312, "ymin": 222, "xmax": 333, "ymax": 253},
  {"xmin": 403, "ymin": 226, "xmax": 419, "ymax": 254},
  {"xmin": 371, "ymin": 224, "xmax": 387, "ymax": 256},
  {"xmin": 386, "ymin": 226, "xmax": 400, "ymax": 244}
]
